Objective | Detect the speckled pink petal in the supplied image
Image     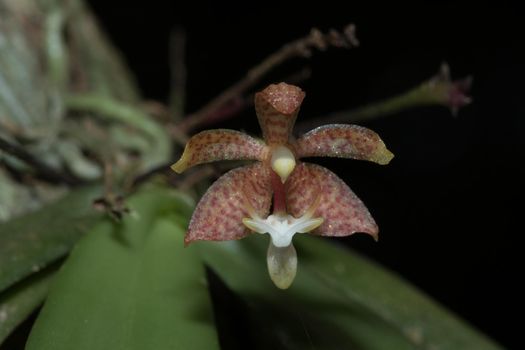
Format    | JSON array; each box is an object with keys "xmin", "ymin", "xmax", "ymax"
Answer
[
  {"xmin": 255, "ymin": 83, "xmax": 305, "ymax": 145},
  {"xmin": 185, "ymin": 162, "xmax": 272, "ymax": 245},
  {"xmin": 172, "ymin": 129, "xmax": 268, "ymax": 173},
  {"xmin": 295, "ymin": 124, "xmax": 394, "ymax": 165},
  {"xmin": 285, "ymin": 162, "xmax": 378, "ymax": 239}
]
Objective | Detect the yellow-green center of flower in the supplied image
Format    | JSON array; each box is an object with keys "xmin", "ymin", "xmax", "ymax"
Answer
[{"xmin": 270, "ymin": 145, "xmax": 296, "ymax": 183}]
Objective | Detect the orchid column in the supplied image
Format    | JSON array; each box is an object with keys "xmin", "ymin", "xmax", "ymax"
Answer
[{"xmin": 172, "ymin": 83, "xmax": 393, "ymax": 289}]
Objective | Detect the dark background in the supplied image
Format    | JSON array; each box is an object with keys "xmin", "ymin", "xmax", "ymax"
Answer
[{"xmin": 87, "ymin": 1, "xmax": 523, "ymax": 348}]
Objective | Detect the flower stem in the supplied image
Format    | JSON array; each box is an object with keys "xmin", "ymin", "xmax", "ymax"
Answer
[{"xmin": 295, "ymin": 63, "xmax": 472, "ymax": 132}]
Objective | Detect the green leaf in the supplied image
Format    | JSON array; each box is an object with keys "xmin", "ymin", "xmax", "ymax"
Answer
[
  {"xmin": 199, "ymin": 235, "xmax": 502, "ymax": 350},
  {"xmin": 298, "ymin": 237, "xmax": 501, "ymax": 349},
  {"xmin": 26, "ymin": 189, "xmax": 219, "ymax": 350},
  {"xmin": 0, "ymin": 169, "xmax": 34, "ymax": 221},
  {"xmin": 0, "ymin": 186, "xmax": 102, "ymax": 292},
  {"xmin": 0, "ymin": 267, "xmax": 55, "ymax": 344}
]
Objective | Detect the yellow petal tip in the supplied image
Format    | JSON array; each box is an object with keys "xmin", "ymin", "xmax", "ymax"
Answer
[
  {"xmin": 171, "ymin": 160, "xmax": 186, "ymax": 174},
  {"xmin": 373, "ymin": 147, "xmax": 394, "ymax": 165}
]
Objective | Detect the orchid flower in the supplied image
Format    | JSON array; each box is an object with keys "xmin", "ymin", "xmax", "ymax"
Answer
[{"xmin": 172, "ymin": 83, "xmax": 393, "ymax": 289}]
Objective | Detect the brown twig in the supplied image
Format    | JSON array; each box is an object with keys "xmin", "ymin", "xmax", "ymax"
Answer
[
  {"xmin": 177, "ymin": 24, "xmax": 359, "ymax": 133},
  {"xmin": 175, "ymin": 67, "xmax": 313, "ymax": 134},
  {"xmin": 0, "ymin": 136, "xmax": 81, "ymax": 186}
]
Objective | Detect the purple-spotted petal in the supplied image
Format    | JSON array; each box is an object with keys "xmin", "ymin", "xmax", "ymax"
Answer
[
  {"xmin": 255, "ymin": 83, "xmax": 305, "ymax": 145},
  {"xmin": 295, "ymin": 124, "xmax": 393, "ymax": 165},
  {"xmin": 172, "ymin": 129, "xmax": 268, "ymax": 173},
  {"xmin": 285, "ymin": 162, "xmax": 378, "ymax": 240},
  {"xmin": 185, "ymin": 162, "xmax": 272, "ymax": 245}
]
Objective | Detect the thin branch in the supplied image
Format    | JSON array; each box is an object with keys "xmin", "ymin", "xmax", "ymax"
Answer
[
  {"xmin": 0, "ymin": 137, "xmax": 81, "ymax": 185},
  {"xmin": 296, "ymin": 89, "xmax": 425, "ymax": 133},
  {"xmin": 295, "ymin": 63, "xmax": 473, "ymax": 133},
  {"xmin": 178, "ymin": 24, "xmax": 359, "ymax": 133}
]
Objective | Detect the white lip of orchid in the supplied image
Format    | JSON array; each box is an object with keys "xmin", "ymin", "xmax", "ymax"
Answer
[
  {"xmin": 243, "ymin": 213, "xmax": 324, "ymax": 248},
  {"xmin": 270, "ymin": 145, "xmax": 296, "ymax": 183}
]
